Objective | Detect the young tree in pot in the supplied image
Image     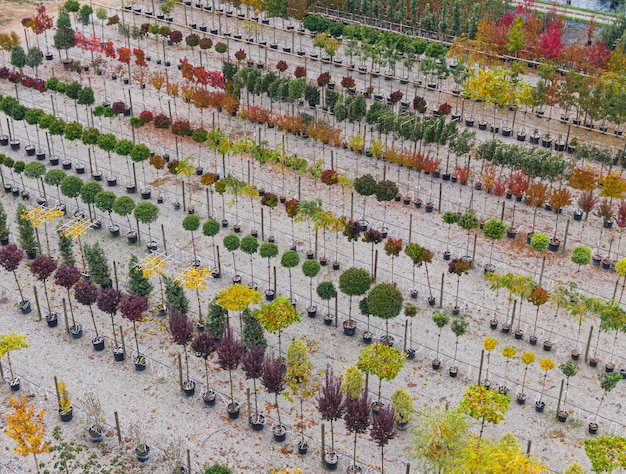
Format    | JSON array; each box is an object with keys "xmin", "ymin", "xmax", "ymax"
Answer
[
  {"xmin": 60, "ymin": 176, "xmax": 84, "ymax": 213},
  {"xmin": 79, "ymin": 181, "xmax": 103, "ymax": 221},
  {"xmin": 449, "ymin": 315, "xmax": 469, "ymax": 376},
  {"xmin": 216, "ymin": 325, "xmax": 243, "ymax": 417},
  {"xmin": 259, "ymin": 242, "xmax": 278, "ymax": 300},
  {"xmin": 357, "ymin": 343, "xmax": 406, "ymax": 407},
  {"xmin": 280, "ymin": 249, "xmax": 300, "ymax": 303},
  {"xmin": 202, "ymin": 219, "xmax": 221, "ymax": 273},
  {"xmin": 442, "ymin": 211, "xmax": 459, "ymax": 257},
  {"xmin": 528, "ymin": 285, "xmax": 550, "ymax": 344},
  {"xmin": 242, "ymin": 344, "xmax": 266, "ymax": 427},
  {"xmin": 182, "ymin": 214, "xmax": 201, "ymax": 265},
  {"xmin": 261, "ymin": 354, "xmax": 288, "ymax": 441},
  {"xmin": 339, "ymin": 267, "xmax": 371, "ymax": 335},
  {"xmin": 404, "ymin": 243, "xmax": 434, "ymax": 302},
  {"xmin": 163, "ymin": 275, "xmax": 190, "ymax": 315},
  {"xmin": 459, "ymin": 384, "xmax": 510, "ymax": 439},
  {"xmin": 96, "ymin": 286, "xmax": 122, "ymax": 353},
  {"xmin": 391, "ymin": 387, "xmax": 414, "ymax": 430},
  {"xmin": 368, "ymin": 282, "xmax": 403, "ymax": 345},
  {"xmin": 530, "ymin": 233, "xmax": 549, "ymax": 279},
  {"xmin": 54, "ymin": 264, "xmax": 82, "ymax": 336},
  {"xmin": 170, "ymin": 311, "xmax": 196, "ymax": 394},
  {"xmin": 83, "ymin": 242, "xmax": 111, "ymax": 287},
  {"xmin": 29, "ymin": 254, "xmax": 57, "ymax": 319},
  {"xmin": 94, "ymin": 191, "xmax": 117, "ymax": 232},
  {"xmin": 0, "ymin": 333, "xmax": 28, "ymax": 388},
  {"xmin": 548, "ymin": 188, "xmax": 572, "ymax": 247},
  {"xmin": 119, "ymin": 294, "xmax": 149, "ymax": 367},
  {"xmin": 223, "ymin": 234, "xmax": 241, "ymax": 281},
  {"xmin": 448, "ymin": 258, "xmax": 470, "ymax": 312},
  {"xmin": 0, "ymin": 199, "xmax": 9, "ymax": 245},
  {"xmin": 584, "ymin": 435, "xmax": 626, "ymax": 472},
  {"xmin": 375, "ymin": 179, "xmax": 399, "ymax": 228},
  {"xmin": 133, "ymin": 202, "xmax": 159, "ymax": 249},
  {"xmin": 74, "ymin": 278, "xmax": 102, "ymax": 349},
  {"xmin": 317, "ymin": 366, "xmax": 345, "ymax": 468},
  {"xmin": 384, "ymin": 237, "xmax": 403, "ymax": 284},
  {"xmin": 558, "ymin": 358, "xmax": 578, "ymax": 422},
  {"xmin": 344, "ymin": 387, "xmax": 371, "ymax": 474},
  {"xmin": 0, "ymin": 244, "xmax": 30, "ymax": 311},
  {"xmin": 317, "ymin": 281, "xmax": 337, "ymax": 324},
  {"xmin": 285, "ymin": 339, "xmax": 318, "ymax": 451},
  {"xmin": 16, "ymin": 203, "xmax": 38, "ymax": 258},
  {"xmin": 517, "ymin": 351, "xmax": 535, "ymax": 404},
  {"xmin": 242, "ymin": 308, "xmax": 267, "ymax": 350},
  {"xmin": 255, "ymin": 295, "xmax": 301, "ymax": 355},
  {"xmin": 192, "ymin": 331, "xmax": 217, "ymax": 404},
  {"xmin": 112, "ymin": 196, "xmax": 136, "ymax": 240},
  {"xmin": 589, "ymin": 372, "xmax": 622, "ymax": 433},
  {"xmin": 482, "ymin": 337, "xmax": 497, "ymax": 386},
  {"xmin": 482, "ymin": 218, "xmax": 506, "ymax": 271},
  {"xmin": 370, "ymin": 403, "xmax": 396, "ymax": 474},
  {"xmin": 240, "ymin": 235, "xmax": 259, "ymax": 288},
  {"xmin": 362, "ymin": 228, "xmax": 383, "ymax": 277},
  {"xmin": 458, "ymin": 209, "xmax": 479, "ymax": 258},
  {"xmin": 535, "ymin": 357, "xmax": 555, "ymax": 412},
  {"xmin": 127, "ymin": 255, "xmax": 153, "ymax": 303},
  {"xmin": 426, "ymin": 310, "xmax": 450, "ymax": 370},
  {"xmin": 354, "ymin": 173, "xmax": 377, "ymax": 228},
  {"xmin": 215, "ymin": 283, "xmax": 262, "ymax": 330},
  {"xmin": 302, "ymin": 259, "xmax": 321, "ymax": 316},
  {"xmin": 571, "ymin": 245, "xmax": 592, "ymax": 273}
]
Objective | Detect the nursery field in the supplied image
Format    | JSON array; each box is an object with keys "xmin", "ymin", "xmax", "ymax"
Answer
[{"xmin": 0, "ymin": 0, "xmax": 625, "ymax": 473}]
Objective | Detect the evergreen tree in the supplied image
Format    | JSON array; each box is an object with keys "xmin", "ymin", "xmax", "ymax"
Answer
[
  {"xmin": 0, "ymin": 199, "xmax": 9, "ymax": 241},
  {"xmin": 15, "ymin": 203, "xmax": 38, "ymax": 257},
  {"xmin": 25, "ymin": 46, "xmax": 42, "ymax": 74},
  {"xmin": 57, "ymin": 230, "xmax": 75, "ymax": 267},
  {"xmin": 53, "ymin": 10, "xmax": 75, "ymax": 59},
  {"xmin": 242, "ymin": 308, "xmax": 267, "ymax": 349},
  {"xmin": 468, "ymin": 4, "xmax": 480, "ymax": 40},
  {"xmin": 164, "ymin": 275, "xmax": 189, "ymax": 314},
  {"xmin": 361, "ymin": 0, "xmax": 370, "ymax": 17},
  {"xmin": 451, "ymin": 0, "xmax": 461, "ymax": 37},
  {"xmin": 205, "ymin": 302, "xmax": 227, "ymax": 339},
  {"xmin": 127, "ymin": 254, "xmax": 153, "ymax": 298},
  {"xmin": 438, "ymin": 0, "xmax": 448, "ymax": 36},
  {"xmin": 83, "ymin": 242, "xmax": 110, "ymax": 287},
  {"xmin": 10, "ymin": 46, "xmax": 26, "ymax": 73}
]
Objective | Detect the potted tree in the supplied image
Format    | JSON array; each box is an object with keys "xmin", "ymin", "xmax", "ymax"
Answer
[
  {"xmin": 55, "ymin": 265, "xmax": 83, "ymax": 338},
  {"xmin": 339, "ymin": 267, "xmax": 371, "ymax": 336},
  {"xmin": 0, "ymin": 244, "xmax": 31, "ymax": 313},
  {"xmin": 73, "ymin": 278, "xmax": 104, "ymax": 351},
  {"xmin": 368, "ymin": 282, "xmax": 403, "ymax": 345},
  {"xmin": 96, "ymin": 287, "xmax": 123, "ymax": 360},
  {"xmin": 459, "ymin": 384, "xmax": 510, "ymax": 439},
  {"xmin": 370, "ymin": 403, "xmax": 397, "ymax": 474},
  {"xmin": 317, "ymin": 366, "xmax": 344, "ymax": 470},
  {"xmin": 254, "ymin": 295, "xmax": 301, "ymax": 355},
  {"xmin": 191, "ymin": 331, "xmax": 217, "ymax": 406},
  {"xmin": 82, "ymin": 393, "xmax": 105, "ymax": 442},
  {"xmin": 449, "ymin": 316, "xmax": 469, "ymax": 377},
  {"xmin": 343, "ymin": 386, "xmax": 371, "ymax": 474},
  {"xmin": 517, "ymin": 351, "xmax": 535, "ymax": 405},
  {"xmin": 482, "ymin": 337, "xmax": 497, "ymax": 387},
  {"xmin": 0, "ymin": 333, "xmax": 28, "ymax": 390},
  {"xmin": 357, "ymin": 343, "xmax": 406, "ymax": 410},
  {"xmin": 259, "ymin": 242, "xmax": 278, "ymax": 300},
  {"xmin": 170, "ymin": 311, "xmax": 196, "ymax": 396},
  {"xmin": 134, "ymin": 202, "xmax": 159, "ymax": 251},
  {"xmin": 119, "ymin": 293, "xmax": 149, "ymax": 370},
  {"xmin": 223, "ymin": 234, "xmax": 241, "ymax": 282},
  {"xmin": 482, "ymin": 219, "xmax": 506, "ymax": 272},
  {"xmin": 242, "ymin": 345, "xmax": 266, "ymax": 429},
  {"xmin": 588, "ymin": 372, "xmax": 622, "ymax": 434},
  {"xmin": 391, "ymin": 387, "xmax": 414, "ymax": 430},
  {"xmin": 404, "ymin": 243, "xmax": 435, "ymax": 303},
  {"xmin": 431, "ymin": 311, "xmax": 451, "ymax": 370},
  {"xmin": 302, "ymin": 259, "xmax": 321, "ymax": 317},
  {"xmin": 535, "ymin": 357, "xmax": 555, "ymax": 412},
  {"xmin": 448, "ymin": 258, "xmax": 471, "ymax": 313},
  {"xmin": 29, "ymin": 254, "xmax": 57, "ymax": 325},
  {"xmin": 216, "ymin": 325, "xmax": 243, "ymax": 419},
  {"xmin": 261, "ymin": 354, "xmax": 288, "ymax": 442},
  {"xmin": 317, "ymin": 281, "xmax": 337, "ymax": 326},
  {"xmin": 240, "ymin": 235, "xmax": 259, "ymax": 288},
  {"xmin": 112, "ymin": 196, "xmax": 137, "ymax": 243}
]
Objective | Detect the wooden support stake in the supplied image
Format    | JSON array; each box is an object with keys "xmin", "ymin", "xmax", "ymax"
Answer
[
  {"xmin": 584, "ymin": 325, "xmax": 594, "ymax": 363},
  {"xmin": 62, "ymin": 298, "xmax": 69, "ymax": 334},
  {"xmin": 373, "ymin": 249, "xmax": 378, "ymax": 282},
  {"xmin": 206, "ymin": 188, "xmax": 210, "ymax": 219},
  {"xmin": 403, "ymin": 321, "xmax": 408, "ymax": 352},
  {"xmin": 261, "ymin": 207, "xmax": 265, "ymax": 242},
  {"xmin": 439, "ymin": 273, "xmax": 444, "ymax": 308},
  {"xmin": 334, "ymin": 295, "xmax": 338, "ymax": 328},
  {"xmin": 217, "ymin": 245, "xmax": 222, "ymax": 277},
  {"xmin": 113, "ymin": 260, "xmax": 119, "ymax": 291},
  {"xmin": 538, "ymin": 257, "xmax": 546, "ymax": 286},
  {"xmin": 526, "ymin": 440, "xmax": 532, "ymax": 455},
  {"xmin": 178, "ymin": 353, "xmax": 183, "ymax": 391},
  {"xmin": 562, "ymin": 218, "xmax": 570, "ymax": 253},
  {"xmin": 135, "ymin": 217, "xmax": 141, "ymax": 245},
  {"xmin": 555, "ymin": 379, "xmax": 564, "ymax": 419},
  {"xmin": 187, "ymin": 449, "xmax": 191, "ymax": 474},
  {"xmin": 132, "ymin": 162, "xmax": 138, "ymax": 191},
  {"xmin": 408, "ymin": 214, "xmax": 413, "ymax": 243},
  {"xmin": 510, "ymin": 299, "xmax": 517, "ymax": 331},
  {"xmin": 350, "ymin": 192, "xmax": 354, "ymax": 221},
  {"xmin": 298, "ymin": 176, "xmax": 301, "ymax": 201},
  {"xmin": 613, "ymin": 279, "xmax": 619, "ymax": 301},
  {"xmin": 470, "ymin": 234, "xmax": 477, "ymax": 268},
  {"xmin": 406, "ymin": 463, "xmax": 411, "ymax": 474},
  {"xmin": 477, "ymin": 349, "xmax": 484, "ymax": 385},
  {"xmin": 182, "ymin": 182, "xmax": 186, "ymax": 212},
  {"xmin": 53, "ymin": 375, "xmax": 60, "ymax": 406},
  {"xmin": 114, "ymin": 411, "xmax": 122, "ymax": 446},
  {"xmin": 273, "ymin": 266, "xmax": 277, "ymax": 295},
  {"xmin": 246, "ymin": 388, "xmax": 251, "ymax": 425},
  {"xmin": 33, "ymin": 285, "xmax": 42, "ymax": 322},
  {"xmin": 500, "ymin": 201, "xmax": 505, "ymax": 220},
  {"xmin": 320, "ymin": 424, "xmax": 325, "ymax": 463},
  {"xmin": 438, "ymin": 181, "xmax": 443, "ymax": 213},
  {"xmin": 161, "ymin": 223, "xmax": 168, "ymax": 255},
  {"xmin": 315, "ymin": 228, "xmax": 318, "ymax": 260}
]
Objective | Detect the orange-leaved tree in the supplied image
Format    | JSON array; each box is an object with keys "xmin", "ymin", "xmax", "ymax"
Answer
[{"xmin": 4, "ymin": 395, "xmax": 49, "ymax": 472}]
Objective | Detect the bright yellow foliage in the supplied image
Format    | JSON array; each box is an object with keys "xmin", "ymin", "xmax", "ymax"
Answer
[
  {"xmin": 56, "ymin": 380, "xmax": 71, "ymax": 413},
  {"xmin": 5, "ymin": 395, "xmax": 49, "ymax": 462},
  {"xmin": 483, "ymin": 337, "xmax": 497, "ymax": 352},
  {"xmin": 272, "ymin": 469, "xmax": 301, "ymax": 474},
  {"xmin": 599, "ymin": 172, "xmax": 626, "ymax": 200},
  {"xmin": 521, "ymin": 351, "xmax": 535, "ymax": 366},
  {"xmin": 0, "ymin": 333, "xmax": 28, "ymax": 357},
  {"xmin": 140, "ymin": 254, "xmax": 166, "ymax": 278},
  {"xmin": 216, "ymin": 283, "xmax": 262, "ymax": 311},
  {"xmin": 539, "ymin": 357, "xmax": 555, "ymax": 371},
  {"xmin": 22, "ymin": 206, "xmax": 64, "ymax": 228},
  {"xmin": 501, "ymin": 346, "xmax": 516, "ymax": 359},
  {"xmin": 180, "ymin": 266, "xmax": 210, "ymax": 291},
  {"xmin": 60, "ymin": 216, "xmax": 90, "ymax": 239}
]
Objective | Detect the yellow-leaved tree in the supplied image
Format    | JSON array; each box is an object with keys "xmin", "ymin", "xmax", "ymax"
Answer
[{"xmin": 4, "ymin": 395, "xmax": 49, "ymax": 472}]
